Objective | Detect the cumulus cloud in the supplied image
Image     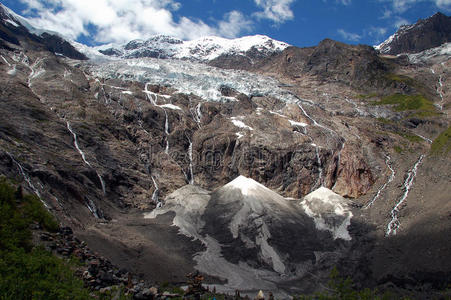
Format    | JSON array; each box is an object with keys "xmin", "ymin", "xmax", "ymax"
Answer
[
  {"xmin": 337, "ymin": 29, "xmax": 362, "ymax": 42},
  {"xmin": 379, "ymin": 0, "xmax": 451, "ymax": 13},
  {"xmin": 321, "ymin": 0, "xmax": 352, "ymax": 5},
  {"xmin": 435, "ymin": 0, "xmax": 451, "ymax": 9},
  {"xmin": 17, "ymin": 0, "xmax": 253, "ymax": 44},
  {"xmin": 337, "ymin": 0, "xmax": 352, "ymax": 5},
  {"xmin": 218, "ymin": 11, "xmax": 254, "ymax": 39},
  {"xmin": 366, "ymin": 26, "xmax": 388, "ymax": 43},
  {"xmin": 253, "ymin": 0, "xmax": 296, "ymax": 23},
  {"xmin": 393, "ymin": 16, "xmax": 410, "ymax": 27}
]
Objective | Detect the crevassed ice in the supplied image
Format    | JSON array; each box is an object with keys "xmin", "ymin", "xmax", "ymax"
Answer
[{"xmin": 88, "ymin": 57, "xmax": 300, "ymax": 103}]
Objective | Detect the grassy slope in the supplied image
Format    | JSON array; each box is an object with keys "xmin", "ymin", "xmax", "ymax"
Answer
[{"xmin": 0, "ymin": 178, "xmax": 91, "ymax": 300}]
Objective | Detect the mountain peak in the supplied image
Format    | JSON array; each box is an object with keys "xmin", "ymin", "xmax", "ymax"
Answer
[
  {"xmin": 376, "ymin": 12, "xmax": 451, "ymax": 55},
  {"xmin": 223, "ymin": 175, "xmax": 270, "ymax": 196},
  {"xmin": 95, "ymin": 34, "xmax": 289, "ymax": 61}
]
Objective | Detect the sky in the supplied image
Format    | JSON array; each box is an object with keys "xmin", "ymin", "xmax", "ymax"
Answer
[{"xmin": 1, "ymin": 0, "xmax": 451, "ymax": 47}]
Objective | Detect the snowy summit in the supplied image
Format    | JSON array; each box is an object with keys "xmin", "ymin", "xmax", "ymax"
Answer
[{"xmin": 94, "ymin": 34, "xmax": 290, "ymax": 61}]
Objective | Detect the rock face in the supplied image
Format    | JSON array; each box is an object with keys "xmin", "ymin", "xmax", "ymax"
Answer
[
  {"xmin": 328, "ymin": 143, "xmax": 374, "ymax": 198},
  {"xmin": 0, "ymin": 4, "xmax": 87, "ymax": 59},
  {"xmin": 376, "ymin": 12, "xmax": 451, "ymax": 55},
  {"xmin": 226, "ymin": 39, "xmax": 396, "ymax": 91},
  {"xmin": 0, "ymin": 4, "xmax": 450, "ymax": 298}
]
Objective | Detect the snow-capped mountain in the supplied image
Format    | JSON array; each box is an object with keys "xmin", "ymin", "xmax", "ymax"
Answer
[
  {"xmin": 376, "ymin": 12, "xmax": 451, "ymax": 55},
  {"xmin": 0, "ymin": 3, "xmax": 287, "ymax": 63},
  {"xmin": 1, "ymin": 2, "xmax": 451, "ymax": 298},
  {"xmin": 96, "ymin": 34, "xmax": 290, "ymax": 62},
  {"xmin": 0, "ymin": 3, "xmax": 87, "ymax": 59}
]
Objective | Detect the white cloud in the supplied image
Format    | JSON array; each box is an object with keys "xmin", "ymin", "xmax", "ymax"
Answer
[
  {"xmin": 17, "ymin": 0, "xmax": 253, "ymax": 44},
  {"xmin": 337, "ymin": 29, "xmax": 362, "ymax": 42},
  {"xmin": 321, "ymin": 0, "xmax": 352, "ymax": 5},
  {"xmin": 435, "ymin": 0, "xmax": 451, "ymax": 9},
  {"xmin": 366, "ymin": 26, "xmax": 388, "ymax": 43},
  {"xmin": 393, "ymin": 16, "xmax": 410, "ymax": 27},
  {"xmin": 378, "ymin": 0, "xmax": 451, "ymax": 13},
  {"xmin": 253, "ymin": 0, "xmax": 296, "ymax": 23},
  {"xmin": 392, "ymin": 0, "xmax": 419, "ymax": 13},
  {"xmin": 218, "ymin": 11, "xmax": 254, "ymax": 38},
  {"xmin": 368, "ymin": 26, "xmax": 388, "ymax": 37},
  {"xmin": 337, "ymin": 0, "xmax": 352, "ymax": 5}
]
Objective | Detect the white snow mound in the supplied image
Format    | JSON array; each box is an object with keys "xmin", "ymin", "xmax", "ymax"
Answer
[{"xmin": 301, "ymin": 187, "xmax": 353, "ymax": 240}]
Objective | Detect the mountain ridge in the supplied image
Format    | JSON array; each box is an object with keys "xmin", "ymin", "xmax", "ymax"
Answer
[
  {"xmin": 376, "ymin": 12, "xmax": 451, "ymax": 55},
  {"xmin": 0, "ymin": 3, "xmax": 450, "ymax": 298}
]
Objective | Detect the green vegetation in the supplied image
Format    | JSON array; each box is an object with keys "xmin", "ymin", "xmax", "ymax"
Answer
[
  {"xmin": 431, "ymin": 126, "xmax": 451, "ymax": 155},
  {"xmin": 373, "ymin": 94, "xmax": 435, "ymax": 113},
  {"xmin": 394, "ymin": 145, "xmax": 404, "ymax": 153},
  {"xmin": 357, "ymin": 93, "xmax": 378, "ymax": 99},
  {"xmin": 393, "ymin": 132, "xmax": 423, "ymax": 143},
  {"xmin": 376, "ymin": 117, "xmax": 394, "ymax": 124},
  {"xmin": 160, "ymin": 282, "xmax": 185, "ymax": 296},
  {"xmin": 295, "ymin": 267, "xmax": 405, "ymax": 300},
  {"xmin": 384, "ymin": 73, "xmax": 416, "ymax": 86},
  {"xmin": 0, "ymin": 178, "xmax": 92, "ymax": 300}
]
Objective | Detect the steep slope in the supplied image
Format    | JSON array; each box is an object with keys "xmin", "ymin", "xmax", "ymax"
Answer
[
  {"xmin": 376, "ymin": 12, "xmax": 451, "ymax": 55},
  {"xmin": 0, "ymin": 4, "xmax": 450, "ymax": 298},
  {"xmin": 0, "ymin": 3, "xmax": 86, "ymax": 59}
]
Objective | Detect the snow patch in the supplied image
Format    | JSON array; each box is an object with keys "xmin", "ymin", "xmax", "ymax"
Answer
[
  {"xmin": 289, "ymin": 120, "xmax": 308, "ymax": 127},
  {"xmin": 301, "ymin": 187, "xmax": 353, "ymax": 240},
  {"xmin": 159, "ymin": 104, "xmax": 182, "ymax": 110},
  {"xmin": 5, "ymin": 19, "xmax": 19, "ymax": 27},
  {"xmin": 224, "ymin": 175, "xmax": 270, "ymax": 197},
  {"xmin": 231, "ymin": 117, "xmax": 253, "ymax": 131}
]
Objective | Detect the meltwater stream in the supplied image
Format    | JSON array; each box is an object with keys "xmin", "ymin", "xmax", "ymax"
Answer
[
  {"xmin": 6, "ymin": 152, "xmax": 48, "ymax": 208},
  {"xmin": 386, "ymin": 155, "xmax": 424, "ymax": 236},
  {"xmin": 66, "ymin": 121, "xmax": 104, "ymax": 218},
  {"xmin": 364, "ymin": 155, "xmax": 395, "ymax": 209}
]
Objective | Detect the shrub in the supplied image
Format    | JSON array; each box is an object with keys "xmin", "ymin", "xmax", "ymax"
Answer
[{"xmin": 0, "ymin": 178, "xmax": 91, "ymax": 299}]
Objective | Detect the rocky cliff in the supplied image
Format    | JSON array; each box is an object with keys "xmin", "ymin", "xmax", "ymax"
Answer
[
  {"xmin": 0, "ymin": 5, "xmax": 450, "ymax": 298},
  {"xmin": 376, "ymin": 12, "xmax": 451, "ymax": 55}
]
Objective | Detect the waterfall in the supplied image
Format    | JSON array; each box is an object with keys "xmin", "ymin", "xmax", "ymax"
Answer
[
  {"xmin": 6, "ymin": 152, "xmax": 48, "ymax": 208},
  {"xmin": 66, "ymin": 121, "xmax": 106, "ymax": 199},
  {"xmin": 164, "ymin": 109, "xmax": 169, "ymax": 154},
  {"xmin": 144, "ymin": 83, "xmax": 157, "ymax": 105},
  {"xmin": 151, "ymin": 176, "xmax": 159, "ymax": 203},
  {"xmin": 296, "ymin": 101, "xmax": 337, "ymax": 136},
  {"xmin": 97, "ymin": 173, "xmax": 106, "ymax": 195},
  {"xmin": 66, "ymin": 121, "xmax": 92, "ymax": 167},
  {"xmin": 86, "ymin": 198, "xmax": 100, "ymax": 219},
  {"xmin": 196, "ymin": 103, "xmax": 202, "ymax": 123},
  {"xmin": 27, "ymin": 57, "xmax": 45, "ymax": 88},
  {"xmin": 386, "ymin": 155, "xmax": 424, "ymax": 236},
  {"xmin": 95, "ymin": 79, "xmax": 110, "ymax": 104},
  {"xmin": 364, "ymin": 155, "xmax": 395, "ymax": 209},
  {"xmin": 313, "ymin": 144, "xmax": 323, "ymax": 189},
  {"xmin": 331, "ymin": 142, "xmax": 345, "ymax": 190},
  {"xmin": 436, "ymin": 75, "xmax": 444, "ymax": 111},
  {"xmin": 188, "ymin": 138, "xmax": 194, "ymax": 185},
  {"xmin": 190, "ymin": 102, "xmax": 202, "ymax": 129}
]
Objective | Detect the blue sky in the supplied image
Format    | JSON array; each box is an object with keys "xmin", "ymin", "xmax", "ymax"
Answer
[{"xmin": 1, "ymin": 0, "xmax": 450, "ymax": 47}]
